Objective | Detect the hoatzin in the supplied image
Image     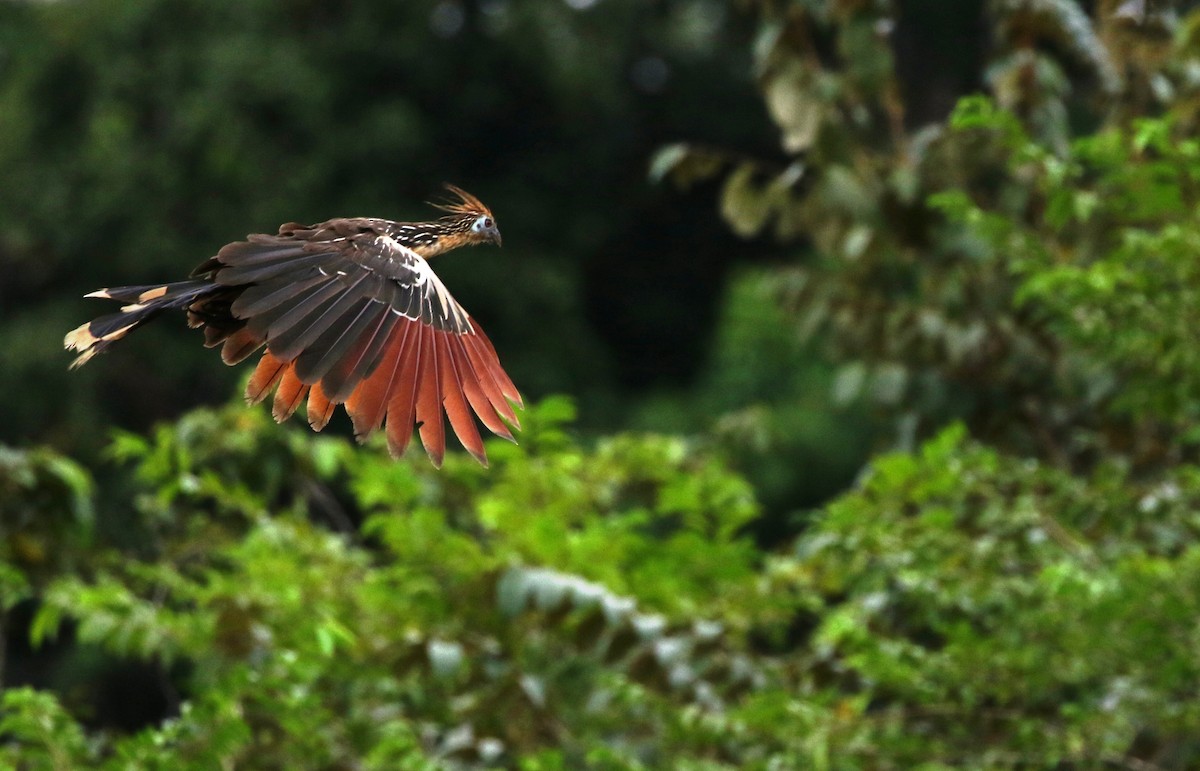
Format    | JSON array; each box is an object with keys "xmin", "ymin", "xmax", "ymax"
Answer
[{"xmin": 65, "ymin": 185, "xmax": 522, "ymax": 467}]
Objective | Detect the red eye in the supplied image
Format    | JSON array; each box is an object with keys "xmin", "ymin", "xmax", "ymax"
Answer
[{"xmin": 483, "ymin": 218, "xmax": 493, "ymax": 228}]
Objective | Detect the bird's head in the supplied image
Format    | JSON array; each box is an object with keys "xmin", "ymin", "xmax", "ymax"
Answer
[{"xmin": 433, "ymin": 184, "xmax": 502, "ymax": 247}]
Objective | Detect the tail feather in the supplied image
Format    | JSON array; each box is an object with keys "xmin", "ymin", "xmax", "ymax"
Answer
[
  {"xmin": 84, "ymin": 284, "xmax": 177, "ymax": 303},
  {"xmin": 65, "ymin": 280, "xmax": 216, "ymax": 367}
]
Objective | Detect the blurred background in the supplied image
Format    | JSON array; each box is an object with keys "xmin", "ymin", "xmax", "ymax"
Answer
[
  {"xmin": 0, "ymin": 0, "xmax": 994, "ymax": 533},
  {"xmin": 7, "ymin": 0, "xmax": 1200, "ymax": 767}
]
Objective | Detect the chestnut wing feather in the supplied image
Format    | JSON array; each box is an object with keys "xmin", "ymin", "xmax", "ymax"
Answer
[{"xmin": 221, "ymin": 224, "xmax": 519, "ymax": 466}]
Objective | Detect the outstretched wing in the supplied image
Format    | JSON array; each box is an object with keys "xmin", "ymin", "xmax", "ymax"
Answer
[{"xmin": 204, "ymin": 221, "xmax": 521, "ymax": 467}]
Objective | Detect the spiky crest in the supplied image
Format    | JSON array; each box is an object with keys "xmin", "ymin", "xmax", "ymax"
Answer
[{"xmin": 431, "ymin": 184, "xmax": 493, "ymax": 219}]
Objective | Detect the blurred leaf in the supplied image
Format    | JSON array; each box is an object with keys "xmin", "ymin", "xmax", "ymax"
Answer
[
  {"xmin": 762, "ymin": 61, "xmax": 824, "ymax": 154},
  {"xmin": 720, "ymin": 162, "xmax": 771, "ymax": 237},
  {"xmin": 832, "ymin": 361, "xmax": 867, "ymax": 406},
  {"xmin": 648, "ymin": 143, "xmax": 726, "ymax": 188}
]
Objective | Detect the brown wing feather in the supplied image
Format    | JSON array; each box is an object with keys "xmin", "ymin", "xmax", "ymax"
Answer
[
  {"xmin": 246, "ymin": 352, "xmax": 287, "ymax": 405},
  {"xmin": 346, "ymin": 322, "xmax": 411, "ymax": 439},
  {"xmin": 384, "ymin": 320, "xmax": 424, "ymax": 459},
  {"xmin": 470, "ymin": 324, "xmax": 523, "ymax": 406},
  {"xmin": 461, "ymin": 333, "xmax": 522, "ymax": 428},
  {"xmin": 272, "ymin": 365, "xmax": 309, "ymax": 422},
  {"xmin": 307, "ymin": 382, "xmax": 336, "ymax": 432},
  {"xmin": 414, "ymin": 325, "xmax": 446, "ymax": 467},
  {"xmin": 220, "ymin": 328, "xmax": 264, "ymax": 365},
  {"xmin": 233, "ymin": 271, "xmax": 330, "ymax": 319},
  {"xmin": 265, "ymin": 276, "xmax": 366, "ymax": 360},
  {"xmin": 322, "ymin": 306, "xmax": 395, "ymax": 403},
  {"xmin": 448, "ymin": 341, "xmax": 514, "ymax": 442},
  {"xmin": 438, "ymin": 332, "xmax": 488, "ymax": 465}
]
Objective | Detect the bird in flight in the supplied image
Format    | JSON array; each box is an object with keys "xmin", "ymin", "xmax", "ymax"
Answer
[{"xmin": 65, "ymin": 185, "xmax": 522, "ymax": 467}]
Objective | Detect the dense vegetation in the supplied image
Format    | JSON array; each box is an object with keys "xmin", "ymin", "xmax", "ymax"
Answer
[{"xmin": 4, "ymin": 0, "xmax": 1200, "ymax": 767}]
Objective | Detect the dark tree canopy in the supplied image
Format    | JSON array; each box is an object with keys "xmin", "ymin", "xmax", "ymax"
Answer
[{"xmin": 4, "ymin": 0, "xmax": 1200, "ymax": 768}]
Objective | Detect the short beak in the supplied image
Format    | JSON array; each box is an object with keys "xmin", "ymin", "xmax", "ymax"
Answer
[{"xmin": 491, "ymin": 229, "xmax": 503, "ymax": 247}]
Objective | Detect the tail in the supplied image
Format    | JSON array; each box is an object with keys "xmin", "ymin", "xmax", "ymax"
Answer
[{"xmin": 64, "ymin": 280, "xmax": 215, "ymax": 368}]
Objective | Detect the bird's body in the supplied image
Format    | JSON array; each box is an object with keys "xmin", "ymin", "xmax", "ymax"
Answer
[{"xmin": 65, "ymin": 186, "xmax": 521, "ymax": 467}]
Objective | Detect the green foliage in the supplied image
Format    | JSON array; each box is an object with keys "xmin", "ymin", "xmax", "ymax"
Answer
[
  {"xmin": 644, "ymin": 0, "xmax": 1200, "ymax": 766},
  {"xmin": 656, "ymin": 0, "xmax": 1200, "ymax": 466},
  {"xmin": 6, "ymin": 395, "xmax": 1200, "ymax": 767},
  {"xmin": 0, "ymin": 687, "xmax": 93, "ymax": 770},
  {"xmin": 735, "ymin": 426, "xmax": 1200, "ymax": 766},
  {"xmin": 927, "ymin": 95, "xmax": 1200, "ymax": 445},
  {"xmin": 3, "ymin": 398, "xmax": 770, "ymax": 767},
  {"xmin": 0, "ymin": 444, "xmax": 93, "ymax": 597},
  {"xmin": 6, "ymin": 1, "xmax": 1200, "ymax": 769}
]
